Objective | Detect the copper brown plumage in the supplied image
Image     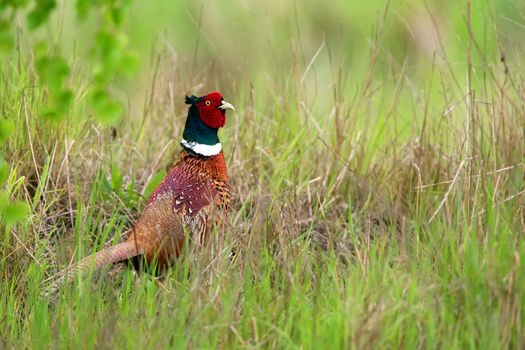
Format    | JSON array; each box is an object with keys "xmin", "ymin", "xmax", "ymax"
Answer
[
  {"xmin": 48, "ymin": 92, "xmax": 234, "ymax": 291},
  {"xmin": 128, "ymin": 149, "xmax": 230, "ymax": 266}
]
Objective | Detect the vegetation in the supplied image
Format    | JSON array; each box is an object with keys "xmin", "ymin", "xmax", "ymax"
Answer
[{"xmin": 1, "ymin": 0, "xmax": 525, "ymax": 348}]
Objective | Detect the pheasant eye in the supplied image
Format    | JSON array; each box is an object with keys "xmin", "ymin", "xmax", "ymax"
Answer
[{"xmin": 205, "ymin": 100, "xmax": 211, "ymax": 106}]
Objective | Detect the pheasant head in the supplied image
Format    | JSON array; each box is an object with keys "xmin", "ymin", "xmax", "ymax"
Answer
[{"xmin": 181, "ymin": 92, "xmax": 235, "ymax": 156}]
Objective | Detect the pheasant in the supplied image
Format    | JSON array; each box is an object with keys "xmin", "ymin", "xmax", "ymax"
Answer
[{"xmin": 52, "ymin": 91, "xmax": 234, "ymax": 288}]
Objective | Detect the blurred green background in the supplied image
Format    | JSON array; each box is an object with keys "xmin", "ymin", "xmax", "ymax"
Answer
[
  {"xmin": 20, "ymin": 0, "xmax": 520, "ymax": 149},
  {"xmin": 35, "ymin": 0, "xmax": 525, "ymax": 113}
]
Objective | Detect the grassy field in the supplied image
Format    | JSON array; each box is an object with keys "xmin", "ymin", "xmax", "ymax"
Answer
[{"xmin": 2, "ymin": 0, "xmax": 525, "ymax": 348}]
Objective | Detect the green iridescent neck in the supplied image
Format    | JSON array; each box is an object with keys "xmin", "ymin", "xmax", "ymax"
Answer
[{"xmin": 182, "ymin": 105, "xmax": 220, "ymax": 145}]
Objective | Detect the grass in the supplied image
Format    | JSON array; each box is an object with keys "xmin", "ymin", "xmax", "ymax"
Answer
[{"xmin": 2, "ymin": 0, "xmax": 525, "ymax": 348}]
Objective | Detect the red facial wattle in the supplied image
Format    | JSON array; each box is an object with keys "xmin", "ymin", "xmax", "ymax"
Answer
[
  {"xmin": 196, "ymin": 92, "xmax": 233, "ymax": 129},
  {"xmin": 198, "ymin": 105, "xmax": 226, "ymax": 128}
]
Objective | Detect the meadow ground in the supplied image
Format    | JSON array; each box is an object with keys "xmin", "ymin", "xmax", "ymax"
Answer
[{"xmin": 1, "ymin": 0, "xmax": 525, "ymax": 348}]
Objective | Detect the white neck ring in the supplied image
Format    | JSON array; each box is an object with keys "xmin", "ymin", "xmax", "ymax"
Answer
[{"xmin": 181, "ymin": 139, "xmax": 222, "ymax": 156}]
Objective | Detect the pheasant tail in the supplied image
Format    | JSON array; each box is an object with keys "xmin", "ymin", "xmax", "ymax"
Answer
[{"xmin": 46, "ymin": 241, "xmax": 142, "ymax": 295}]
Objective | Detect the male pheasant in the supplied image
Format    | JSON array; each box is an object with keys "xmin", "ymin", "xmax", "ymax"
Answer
[{"xmin": 53, "ymin": 91, "xmax": 234, "ymax": 287}]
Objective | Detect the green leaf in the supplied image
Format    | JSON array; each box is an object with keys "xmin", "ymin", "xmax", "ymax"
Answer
[
  {"xmin": 90, "ymin": 88, "xmax": 110, "ymax": 111},
  {"xmin": 0, "ymin": 119, "xmax": 14, "ymax": 142},
  {"xmin": 120, "ymin": 51, "xmax": 139, "ymax": 77},
  {"xmin": 92, "ymin": 64, "xmax": 110, "ymax": 84},
  {"xmin": 90, "ymin": 89, "xmax": 123, "ymax": 125},
  {"xmin": 97, "ymin": 100, "xmax": 123, "ymax": 125},
  {"xmin": 3, "ymin": 200, "xmax": 29, "ymax": 225},
  {"xmin": 53, "ymin": 89, "xmax": 74, "ymax": 113},
  {"xmin": 27, "ymin": 0, "xmax": 56, "ymax": 30},
  {"xmin": 95, "ymin": 31, "xmax": 118, "ymax": 60},
  {"xmin": 36, "ymin": 55, "xmax": 69, "ymax": 92},
  {"xmin": 40, "ymin": 108, "xmax": 60, "ymax": 121},
  {"xmin": 41, "ymin": 89, "xmax": 74, "ymax": 121}
]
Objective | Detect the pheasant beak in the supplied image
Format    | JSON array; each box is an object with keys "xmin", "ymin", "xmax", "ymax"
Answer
[{"xmin": 218, "ymin": 100, "xmax": 236, "ymax": 112}]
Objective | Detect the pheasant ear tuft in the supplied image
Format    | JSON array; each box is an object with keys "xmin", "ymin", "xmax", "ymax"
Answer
[{"xmin": 185, "ymin": 95, "xmax": 200, "ymax": 105}]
